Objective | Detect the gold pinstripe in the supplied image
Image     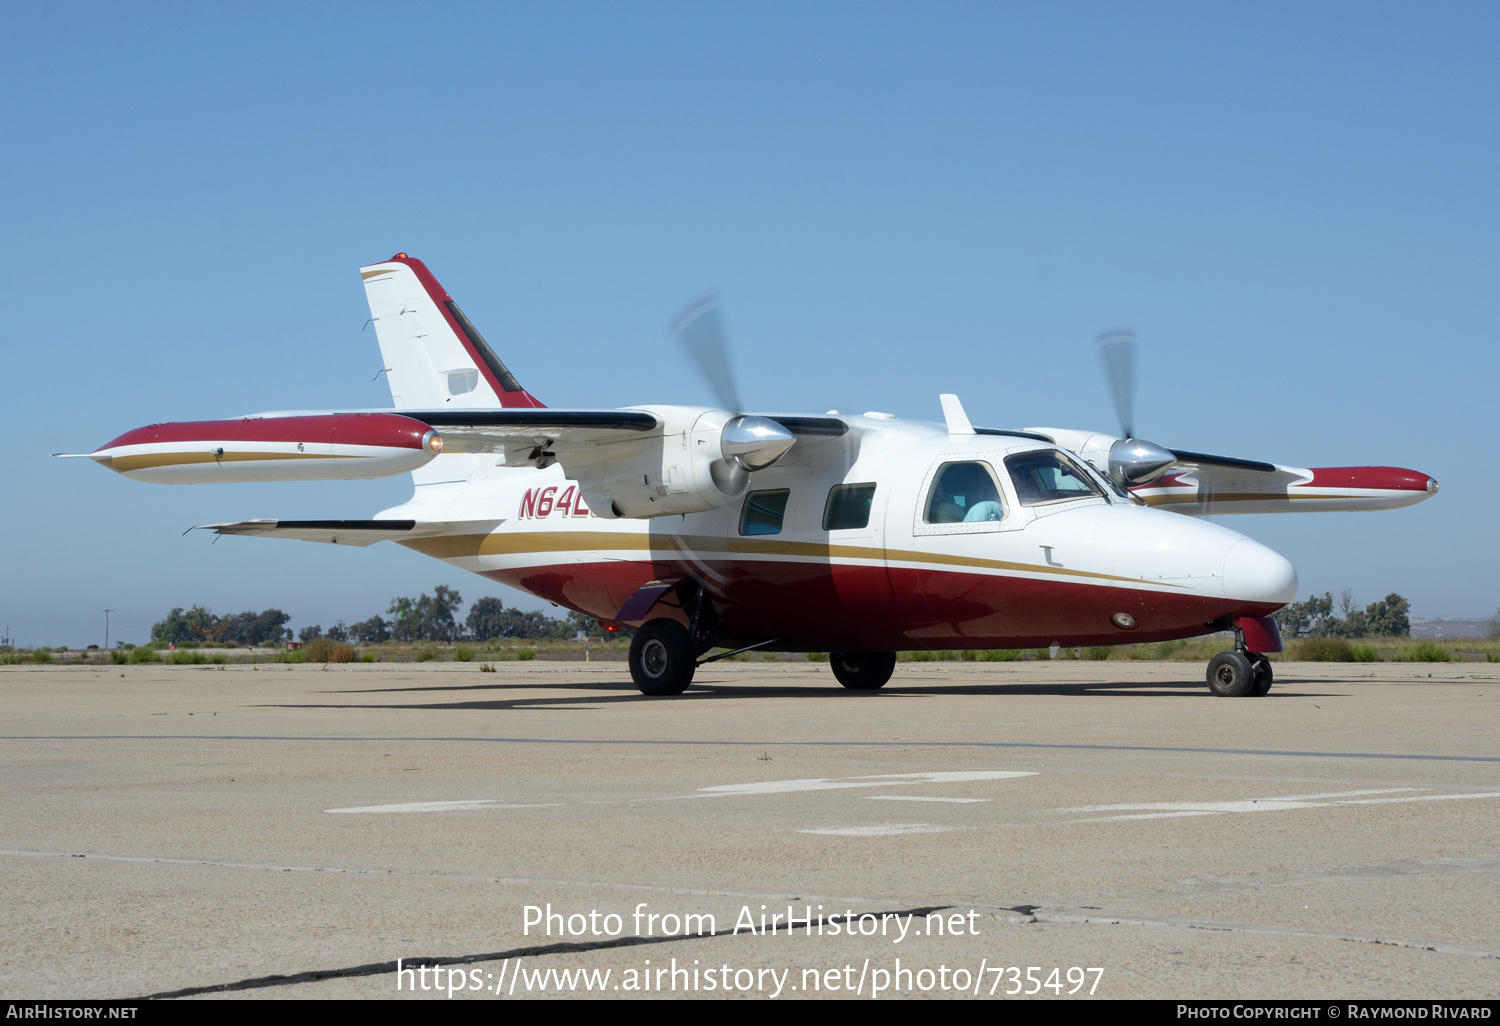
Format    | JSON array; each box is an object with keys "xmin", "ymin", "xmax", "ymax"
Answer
[
  {"xmin": 107, "ymin": 451, "xmax": 353, "ymax": 472},
  {"xmin": 399, "ymin": 530, "xmax": 1170, "ymax": 587}
]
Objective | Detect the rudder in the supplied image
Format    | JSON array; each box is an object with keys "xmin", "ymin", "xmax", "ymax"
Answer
[{"xmin": 360, "ymin": 254, "xmax": 545, "ymax": 410}]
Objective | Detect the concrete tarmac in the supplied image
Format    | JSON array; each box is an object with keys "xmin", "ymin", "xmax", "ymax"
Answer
[{"xmin": 2, "ymin": 658, "xmax": 1497, "ymax": 1000}]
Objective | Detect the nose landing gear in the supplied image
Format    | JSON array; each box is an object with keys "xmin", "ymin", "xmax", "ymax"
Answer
[{"xmin": 1206, "ymin": 623, "xmax": 1274, "ymax": 697}]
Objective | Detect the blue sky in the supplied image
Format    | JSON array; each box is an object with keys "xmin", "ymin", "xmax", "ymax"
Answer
[{"xmin": 2, "ymin": 2, "xmax": 1496, "ymax": 646}]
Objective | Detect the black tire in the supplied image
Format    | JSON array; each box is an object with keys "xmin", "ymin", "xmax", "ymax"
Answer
[
  {"xmin": 629, "ymin": 619, "xmax": 695, "ymax": 696},
  {"xmin": 829, "ymin": 651, "xmax": 897, "ymax": 690},
  {"xmin": 1248, "ymin": 655, "xmax": 1273, "ymax": 697},
  {"xmin": 1206, "ymin": 650, "xmax": 1254, "ymax": 697}
]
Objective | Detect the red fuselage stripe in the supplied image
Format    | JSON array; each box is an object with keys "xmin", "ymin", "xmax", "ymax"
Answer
[{"xmin": 475, "ymin": 557, "xmax": 1278, "ymax": 650}]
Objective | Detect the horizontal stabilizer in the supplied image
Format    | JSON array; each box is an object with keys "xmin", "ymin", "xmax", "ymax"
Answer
[{"xmin": 194, "ymin": 519, "xmax": 503, "ymax": 547}]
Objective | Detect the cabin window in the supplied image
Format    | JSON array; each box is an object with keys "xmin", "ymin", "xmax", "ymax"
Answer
[
  {"xmin": 823, "ymin": 483, "xmax": 876, "ymax": 530},
  {"xmin": 923, "ymin": 461, "xmax": 1006, "ymax": 524},
  {"xmin": 1004, "ymin": 450, "xmax": 1104, "ymax": 505},
  {"xmin": 739, "ymin": 489, "xmax": 790, "ymax": 536}
]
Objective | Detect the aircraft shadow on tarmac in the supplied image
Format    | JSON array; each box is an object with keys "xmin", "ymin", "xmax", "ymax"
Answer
[{"xmin": 273, "ymin": 677, "xmax": 1341, "ymax": 713}]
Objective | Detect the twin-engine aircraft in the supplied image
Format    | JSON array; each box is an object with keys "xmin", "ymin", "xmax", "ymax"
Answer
[{"xmin": 65, "ymin": 255, "xmax": 1438, "ymax": 697}]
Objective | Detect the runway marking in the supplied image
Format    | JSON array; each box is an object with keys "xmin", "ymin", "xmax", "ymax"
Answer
[
  {"xmin": 797, "ymin": 823, "xmax": 951, "ymax": 836},
  {"xmin": 1059, "ymin": 788, "xmax": 1500, "ymax": 823},
  {"xmin": 7, "ymin": 734, "xmax": 1497, "ymax": 764},
  {"xmin": 697, "ymin": 770, "xmax": 1034, "ymax": 797},
  {"xmin": 326, "ymin": 800, "xmax": 561, "ymax": 814},
  {"xmin": 866, "ymin": 795, "xmax": 988, "ymax": 803}
]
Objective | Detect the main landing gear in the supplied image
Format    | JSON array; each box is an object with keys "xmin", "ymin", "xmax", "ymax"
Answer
[
  {"xmin": 628, "ymin": 585, "xmax": 780, "ymax": 696},
  {"xmin": 628, "ymin": 620, "xmax": 696, "ymax": 696},
  {"xmin": 828, "ymin": 651, "xmax": 897, "ymax": 690},
  {"xmin": 1206, "ymin": 627, "xmax": 1273, "ymax": 698},
  {"xmin": 626, "ymin": 585, "xmax": 901, "ymax": 696}
]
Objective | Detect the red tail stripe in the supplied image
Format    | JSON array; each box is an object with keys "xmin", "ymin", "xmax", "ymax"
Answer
[{"xmin": 386, "ymin": 254, "xmax": 547, "ymax": 409}]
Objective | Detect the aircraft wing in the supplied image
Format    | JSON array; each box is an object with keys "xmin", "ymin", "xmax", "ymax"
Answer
[
  {"xmin": 408, "ymin": 408, "xmax": 846, "ymax": 460},
  {"xmin": 408, "ymin": 407, "xmax": 846, "ymax": 518},
  {"xmin": 1027, "ymin": 426, "xmax": 1437, "ymax": 515},
  {"xmin": 405, "ymin": 408, "xmax": 661, "ymax": 463},
  {"xmin": 1133, "ymin": 460, "xmax": 1437, "ymax": 515}
]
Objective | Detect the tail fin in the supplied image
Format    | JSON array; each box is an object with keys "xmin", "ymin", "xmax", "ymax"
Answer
[{"xmin": 359, "ymin": 254, "xmax": 545, "ymax": 410}]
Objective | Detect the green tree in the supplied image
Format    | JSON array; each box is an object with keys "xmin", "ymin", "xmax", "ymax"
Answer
[
  {"xmin": 1362, "ymin": 593, "xmax": 1411, "ymax": 637},
  {"xmin": 388, "ymin": 597, "xmax": 418, "ymax": 641},
  {"xmin": 466, "ymin": 596, "xmax": 561, "ymax": 639},
  {"xmin": 1274, "ymin": 593, "xmax": 1334, "ymax": 638},
  {"xmin": 217, "ymin": 609, "xmax": 292, "ymax": 646},
  {"xmin": 348, "ymin": 615, "xmax": 390, "ymax": 644},
  {"xmin": 389, "ymin": 586, "xmax": 464, "ymax": 641},
  {"xmin": 151, "ymin": 606, "xmax": 218, "ymax": 645},
  {"xmin": 416, "ymin": 585, "xmax": 463, "ymax": 641}
]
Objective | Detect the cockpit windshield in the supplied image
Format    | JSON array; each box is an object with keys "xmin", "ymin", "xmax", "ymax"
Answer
[{"xmin": 1004, "ymin": 450, "xmax": 1105, "ymax": 506}]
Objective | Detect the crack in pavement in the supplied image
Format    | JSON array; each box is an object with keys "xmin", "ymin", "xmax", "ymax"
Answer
[{"xmin": 137, "ymin": 905, "xmax": 955, "ymax": 999}]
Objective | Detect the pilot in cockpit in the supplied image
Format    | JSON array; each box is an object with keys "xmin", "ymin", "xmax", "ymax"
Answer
[{"xmin": 926, "ymin": 461, "xmax": 1005, "ymax": 524}]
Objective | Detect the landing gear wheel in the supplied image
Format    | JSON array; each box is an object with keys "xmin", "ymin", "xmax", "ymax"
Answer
[
  {"xmin": 1206, "ymin": 650, "xmax": 1254, "ymax": 697},
  {"xmin": 829, "ymin": 651, "xmax": 897, "ymax": 690},
  {"xmin": 629, "ymin": 619, "xmax": 695, "ymax": 696},
  {"xmin": 1248, "ymin": 655, "xmax": 1273, "ymax": 697}
]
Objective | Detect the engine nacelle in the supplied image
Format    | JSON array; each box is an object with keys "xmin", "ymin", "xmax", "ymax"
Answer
[{"xmin": 576, "ymin": 406, "xmax": 793, "ymax": 519}]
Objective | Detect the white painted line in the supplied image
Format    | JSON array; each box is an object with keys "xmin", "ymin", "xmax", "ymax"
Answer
[
  {"xmin": 866, "ymin": 795, "xmax": 989, "ymax": 803},
  {"xmin": 1063, "ymin": 788, "xmax": 1422, "ymax": 815},
  {"xmin": 326, "ymin": 800, "xmax": 561, "ymax": 814},
  {"xmin": 852, "ymin": 771, "xmax": 1035, "ymax": 783},
  {"xmin": 1258, "ymin": 788, "xmax": 1424, "ymax": 802},
  {"xmin": 1071, "ymin": 810, "xmax": 1220, "ymax": 823},
  {"xmin": 1056, "ymin": 788, "xmax": 1500, "ymax": 823},
  {"xmin": 699, "ymin": 770, "xmax": 1035, "ymax": 797},
  {"xmin": 798, "ymin": 824, "xmax": 952, "ymax": 837},
  {"xmin": 1336, "ymin": 791, "xmax": 1500, "ymax": 806}
]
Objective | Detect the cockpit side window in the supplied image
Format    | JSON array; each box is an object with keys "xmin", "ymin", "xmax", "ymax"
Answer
[
  {"xmin": 1004, "ymin": 450, "xmax": 1105, "ymax": 506},
  {"xmin": 923, "ymin": 461, "xmax": 1006, "ymax": 524}
]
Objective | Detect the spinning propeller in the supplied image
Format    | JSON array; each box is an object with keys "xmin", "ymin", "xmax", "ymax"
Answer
[
  {"xmin": 1095, "ymin": 330, "xmax": 1277, "ymax": 488},
  {"xmin": 669, "ymin": 294, "xmax": 796, "ymax": 487},
  {"xmin": 1095, "ymin": 329, "xmax": 1177, "ymax": 488}
]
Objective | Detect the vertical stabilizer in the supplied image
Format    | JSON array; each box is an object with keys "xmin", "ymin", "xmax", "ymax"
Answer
[{"xmin": 360, "ymin": 254, "xmax": 545, "ymax": 410}]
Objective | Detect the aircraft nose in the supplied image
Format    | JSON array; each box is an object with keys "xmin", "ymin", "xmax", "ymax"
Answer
[{"xmin": 1223, "ymin": 538, "xmax": 1298, "ymax": 606}]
